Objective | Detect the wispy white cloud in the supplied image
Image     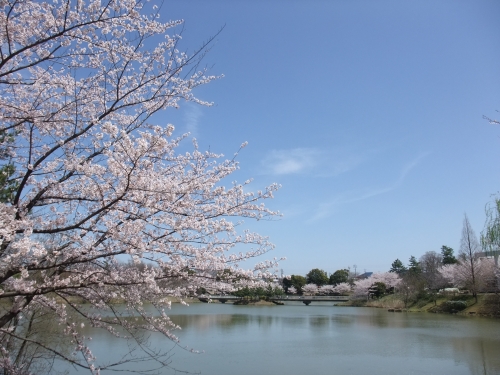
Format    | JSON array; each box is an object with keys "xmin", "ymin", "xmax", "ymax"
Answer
[
  {"xmin": 261, "ymin": 146, "xmax": 376, "ymax": 177},
  {"xmin": 309, "ymin": 152, "xmax": 431, "ymax": 221},
  {"xmin": 261, "ymin": 148, "xmax": 321, "ymax": 175},
  {"xmin": 183, "ymin": 103, "xmax": 202, "ymax": 137}
]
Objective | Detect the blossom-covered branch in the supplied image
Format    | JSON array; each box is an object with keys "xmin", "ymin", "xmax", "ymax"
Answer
[{"xmin": 0, "ymin": 1, "xmax": 281, "ymax": 373}]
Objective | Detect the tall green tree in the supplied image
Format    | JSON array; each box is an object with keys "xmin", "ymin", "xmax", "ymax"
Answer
[
  {"xmin": 408, "ymin": 256, "xmax": 422, "ymax": 275},
  {"xmin": 389, "ymin": 259, "xmax": 407, "ymax": 275},
  {"xmin": 441, "ymin": 245, "xmax": 457, "ymax": 265},
  {"xmin": 289, "ymin": 275, "xmax": 307, "ymax": 293},
  {"xmin": 306, "ymin": 268, "xmax": 329, "ymax": 286},
  {"xmin": 329, "ymin": 269, "xmax": 349, "ymax": 285},
  {"xmin": 282, "ymin": 276, "xmax": 293, "ymax": 291}
]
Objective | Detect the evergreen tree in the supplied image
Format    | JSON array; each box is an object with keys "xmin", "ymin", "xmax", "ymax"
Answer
[
  {"xmin": 389, "ymin": 259, "xmax": 407, "ymax": 274},
  {"xmin": 441, "ymin": 245, "xmax": 457, "ymax": 265},
  {"xmin": 408, "ymin": 255, "xmax": 422, "ymax": 274}
]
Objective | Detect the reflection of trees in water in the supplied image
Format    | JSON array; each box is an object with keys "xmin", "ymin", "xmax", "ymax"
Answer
[
  {"xmin": 170, "ymin": 314, "xmax": 237, "ymax": 332},
  {"xmin": 172, "ymin": 313, "xmax": 333, "ymax": 332},
  {"xmin": 165, "ymin": 308, "xmax": 500, "ymax": 375},
  {"xmin": 0, "ymin": 305, "xmax": 71, "ymax": 375},
  {"xmin": 171, "ymin": 310, "xmax": 426, "ymax": 332},
  {"xmin": 308, "ymin": 316, "xmax": 330, "ymax": 328},
  {"xmin": 281, "ymin": 317, "xmax": 305, "ymax": 326},
  {"xmin": 330, "ymin": 315, "xmax": 356, "ymax": 326},
  {"xmin": 451, "ymin": 336, "xmax": 500, "ymax": 375},
  {"xmin": 171, "ymin": 313, "xmax": 338, "ymax": 332},
  {"xmin": 255, "ymin": 315, "xmax": 275, "ymax": 328},
  {"xmin": 346, "ymin": 310, "xmax": 418, "ymax": 329}
]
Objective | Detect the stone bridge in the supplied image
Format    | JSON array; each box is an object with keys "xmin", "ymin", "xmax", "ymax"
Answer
[{"xmin": 198, "ymin": 295, "xmax": 350, "ymax": 305}]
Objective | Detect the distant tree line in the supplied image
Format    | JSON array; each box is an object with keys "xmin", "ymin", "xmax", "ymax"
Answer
[
  {"xmin": 388, "ymin": 212, "xmax": 499, "ymax": 306},
  {"xmin": 282, "ymin": 268, "xmax": 350, "ymax": 295}
]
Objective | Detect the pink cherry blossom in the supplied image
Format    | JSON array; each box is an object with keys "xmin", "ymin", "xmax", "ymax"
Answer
[{"xmin": 0, "ymin": 1, "xmax": 281, "ymax": 373}]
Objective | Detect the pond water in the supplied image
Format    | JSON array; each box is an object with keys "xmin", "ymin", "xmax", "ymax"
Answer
[{"xmin": 62, "ymin": 302, "xmax": 500, "ymax": 375}]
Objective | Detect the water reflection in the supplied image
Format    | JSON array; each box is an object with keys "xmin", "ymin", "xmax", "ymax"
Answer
[
  {"xmin": 451, "ymin": 336, "xmax": 500, "ymax": 375},
  {"xmin": 308, "ymin": 315, "xmax": 330, "ymax": 328},
  {"xmin": 65, "ymin": 304, "xmax": 500, "ymax": 375},
  {"xmin": 170, "ymin": 314, "xmax": 235, "ymax": 332}
]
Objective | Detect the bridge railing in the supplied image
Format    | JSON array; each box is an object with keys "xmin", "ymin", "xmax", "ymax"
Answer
[
  {"xmin": 274, "ymin": 295, "xmax": 349, "ymax": 300},
  {"xmin": 203, "ymin": 295, "xmax": 350, "ymax": 301}
]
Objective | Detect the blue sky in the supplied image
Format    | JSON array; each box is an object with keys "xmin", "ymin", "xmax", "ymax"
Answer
[{"xmin": 159, "ymin": 0, "xmax": 500, "ymax": 275}]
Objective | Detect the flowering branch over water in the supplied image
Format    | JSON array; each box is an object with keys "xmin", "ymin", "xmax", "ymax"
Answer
[{"xmin": 0, "ymin": 1, "xmax": 281, "ymax": 373}]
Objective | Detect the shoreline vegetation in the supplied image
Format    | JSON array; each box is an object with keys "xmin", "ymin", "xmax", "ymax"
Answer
[
  {"xmin": 38, "ymin": 293, "xmax": 500, "ymax": 317},
  {"xmin": 200, "ymin": 293, "xmax": 500, "ymax": 317},
  {"xmin": 339, "ymin": 293, "xmax": 500, "ymax": 318}
]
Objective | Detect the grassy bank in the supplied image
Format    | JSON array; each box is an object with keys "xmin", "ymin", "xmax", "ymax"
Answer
[{"xmin": 344, "ymin": 293, "xmax": 500, "ymax": 317}]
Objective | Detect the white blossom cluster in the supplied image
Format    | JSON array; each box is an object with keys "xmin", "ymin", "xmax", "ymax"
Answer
[
  {"xmin": 351, "ymin": 272, "xmax": 401, "ymax": 298},
  {"xmin": 0, "ymin": 1, "xmax": 282, "ymax": 373},
  {"xmin": 439, "ymin": 259, "xmax": 496, "ymax": 290}
]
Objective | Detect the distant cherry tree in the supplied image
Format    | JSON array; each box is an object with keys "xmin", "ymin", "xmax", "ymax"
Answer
[
  {"xmin": 352, "ymin": 278, "xmax": 374, "ymax": 298},
  {"xmin": 439, "ymin": 258, "xmax": 496, "ymax": 292},
  {"xmin": 302, "ymin": 283, "xmax": 319, "ymax": 296},
  {"xmin": 0, "ymin": 1, "xmax": 281, "ymax": 373},
  {"xmin": 374, "ymin": 272, "xmax": 401, "ymax": 289},
  {"xmin": 318, "ymin": 284, "xmax": 335, "ymax": 295},
  {"xmin": 332, "ymin": 282, "xmax": 351, "ymax": 295},
  {"xmin": 438, "ymin": 264, "xmax": 459, "ymax": 286},
  {"xmin": 351, "ymin": 272, "xmax": 400, "ymax": 299}
]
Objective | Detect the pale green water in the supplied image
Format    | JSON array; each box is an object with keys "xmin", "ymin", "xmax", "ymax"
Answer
[{"xmin": 62, "ymin": 303, "xmax": 500, "ymax": 375}]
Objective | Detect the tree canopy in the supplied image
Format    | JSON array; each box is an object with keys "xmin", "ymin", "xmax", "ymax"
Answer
[
  {"xmin": 441, "ymin": 246, "xmax": 457, "ymax": 265},
  {"xmin": 389, "ymin": 259, "xmax": 407, "ymax": 275},
  {"xmin": 306, "ymin": 268, "xmax": 329, "ymax": 286},
  {"xmin": 329, "ymin": 269, "xmax": 349, "ymax": 285},
  {"xmin": 408, "ymin": 256, "xmax": 422, "ymax": 275},
  {"xmin": 0, "ymin": 1, "xmax": 280, "ymax": 373}
]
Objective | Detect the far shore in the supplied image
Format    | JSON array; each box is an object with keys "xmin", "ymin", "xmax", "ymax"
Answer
[{"xmin": 42, "ymin": 293, "xmax": 500, "ymax": 318}]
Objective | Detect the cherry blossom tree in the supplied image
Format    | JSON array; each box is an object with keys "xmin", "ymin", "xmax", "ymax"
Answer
[
  {"xmin": 438, "ymin": 215, "xmax": 498, "ymax": 301},
  {"xmin": 438, "ymin": 264, "xmax": 459, "ymax": 287},
  {"xmin": 318, "ymin": 284, "xmax": 335, "ymax": 295},
  {"xmin": 439, "ymin": 258, "xmax": 497, "ymax": 293},
  {"xmin": 371, "ymin": 272, "xmax": 401, "ymax": 289},
  {"xmin": 0, "ymin": 1, "xmax": 281, "ymax": 373},
  {"xmin": 351, "ymin": 273, "xmax": 400, "ymax": 299},
  {"xmin": 287, "ymin": 286, "xmax": 297, "ymax": 295},
  {"xmin": 283, "ymin": 275, "xmax": 306, "ymax": 294},
  {"xmin": 301, "ymin": 284, "xmax": 318, "ymax": 296},
  {"xmin": 352, "ymin": 278, "xmax": 373, "ymax": 299},
  {"xmin": 332, "ymin": 282, "xmax": 351, "ymax": 295}
]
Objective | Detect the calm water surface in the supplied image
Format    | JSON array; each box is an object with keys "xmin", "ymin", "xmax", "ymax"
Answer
[{"xmin": 64, "ymin": 303, "xmax": 500, "ymax": 375}]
